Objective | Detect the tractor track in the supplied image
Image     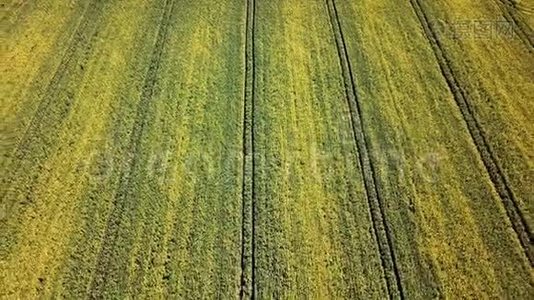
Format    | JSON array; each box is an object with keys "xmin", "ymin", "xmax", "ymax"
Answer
[
  {"xmin": 1, "ymin": 0, "xmax": 105, "ymax": 202},
  {"xmin": 409, "ymin": 0, "xmax": 534, "ymax": 266},
  {"xmin": 325, "ymin": 0, "xmax": 405, "ymax": 299},
  {"xmin": 87, "ymin": 0, "xmax": 175, "ymax": 297},
  {"xmin": 1, "ymin": 0, "xmax": 93, "ymax": 174},
  {"xmin": 494, "ymin": 0, "xmax": 534, "ymax": 49},
  {"xmin": 240, "ymin": 0, "xmax": 256, "ymax": 298}
]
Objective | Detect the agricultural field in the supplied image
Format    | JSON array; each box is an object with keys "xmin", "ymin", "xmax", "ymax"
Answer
[{"xmin": 1, "ymin": 0, "xmax": 532, "ymax": 299}]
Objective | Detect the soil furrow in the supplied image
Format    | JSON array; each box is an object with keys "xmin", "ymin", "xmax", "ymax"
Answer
[
  {"xmin": 87, "ymin": 0, "xmax": 175, "ymax": 297},
  {"xmin": 240, "ymin": 0, "xmax": 255, "ymax": 298},
  {"xmin": 409, "ymin": 0, "xmax": 534, "ymax": 266},
  {"xmin": 240, "ymin": 0, "xmax": 256, "ymax": 299},
  {"xmin": 250, "ymin": 0, "xmax": 257, "ymax": 296},
  {"xmin": 325, "ymin": 0, "xmax": 405, "ymax": 299}
]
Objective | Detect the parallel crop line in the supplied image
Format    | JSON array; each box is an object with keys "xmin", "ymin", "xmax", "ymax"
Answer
[
  {"xmin": 87, "ymin": 0, "xmax": 175, "ymax": 297},
  {"xmin": 409, "ymin": 0, "xmax": 534, "ymax": 265},
  {"xmin": 325, "ymin": 0, "xmax": 405, "ymax": 299},
  {"xmin": 494, "ymin": 0, "xmax": 533, "ymax": 49},
  {"xmin": 240, "ymin": 0, "xmax": 256, "ymax": 298},
  {"xmin": 4, "ymin": 0, "xmax": 93, "ymax": 162},
  {"xmin": 1, "ymin": 0, "xmax": 103, "ymax": 201}
]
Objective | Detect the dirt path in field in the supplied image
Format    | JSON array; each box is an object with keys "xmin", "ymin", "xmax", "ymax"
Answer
[
  {"xmin": 325, "ymin": 0, "xmax": 405, "ymax": 299},
  {"xmin": 409, "ymin": 0, "xmax": 533, "ymax": 266}
]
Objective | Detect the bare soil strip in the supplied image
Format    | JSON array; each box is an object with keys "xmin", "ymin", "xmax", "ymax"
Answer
[
  {"xmin": 325, "ymin": 0, "xmax": 405, "ymax": 299},
  {"xmin": 409, "ymin": 0, "xmax": 534, "ymax": 266},
  {"xmin": 240, "ymin": 0, "xmax": 256, "ymax": 299},
  {"xmin": 88, "ymin": 0, "xmax": 176, "ymax": 297}
]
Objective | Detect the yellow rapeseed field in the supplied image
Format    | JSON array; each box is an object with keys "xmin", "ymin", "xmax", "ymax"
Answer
[{"xmin": 1, "ymin": 0, "xmax": 532, "ymax": 298}]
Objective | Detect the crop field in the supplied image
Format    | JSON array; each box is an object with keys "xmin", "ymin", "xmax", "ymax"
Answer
[{"xmin": 1, "ymin": 0, "xmax": 533, "ymax": 299}]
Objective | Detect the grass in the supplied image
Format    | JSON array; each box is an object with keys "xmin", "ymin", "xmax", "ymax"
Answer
[{"xmin": 253, "ymin": 0, "xmax": 388, "ymax": 298}]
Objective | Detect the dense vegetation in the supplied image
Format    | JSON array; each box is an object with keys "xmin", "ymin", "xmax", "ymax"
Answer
[{"xmin": 1, "ymin": 0, "xmax": 532, "ymax": 298}]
